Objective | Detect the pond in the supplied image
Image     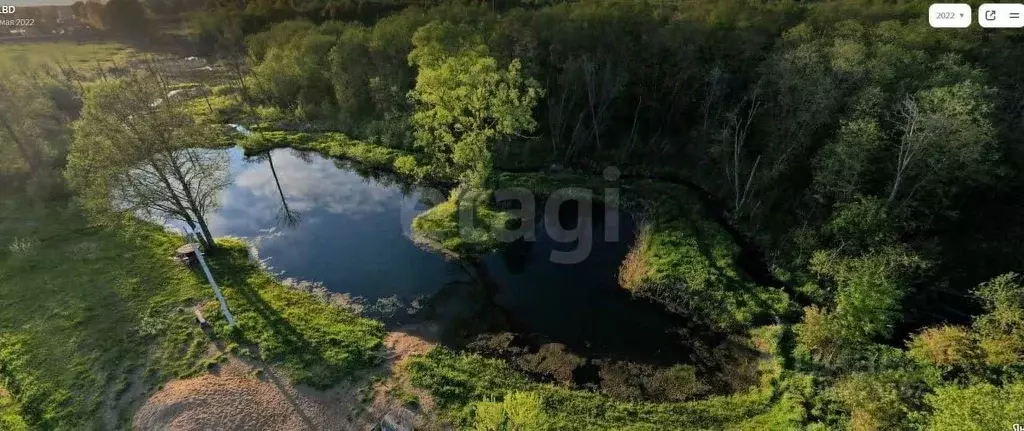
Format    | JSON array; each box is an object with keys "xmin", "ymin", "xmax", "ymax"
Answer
[{"xmin": 207, "ymin": 147, "xmax": 703, "ymax": 368}]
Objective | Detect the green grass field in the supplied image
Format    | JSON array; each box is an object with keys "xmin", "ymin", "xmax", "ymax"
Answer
[
  {"xmin": 0, "ymin": 42, "xmax": 139, "ymax": 74},
  {"xmin": 0, "ymin": 198, "xmax": 212, "ymax": 428},
  {"xmin": 0, "ymin": 389, "xmax": 29, "ymax": 431},
  {"xmin": 0, "ymin": 198, "xmax": 384, "ymax": 428}
]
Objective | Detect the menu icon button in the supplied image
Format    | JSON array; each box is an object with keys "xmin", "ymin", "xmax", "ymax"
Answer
[{"xmin": 979, "ymin": 3, "xmax": 1024, "ymax": 28}]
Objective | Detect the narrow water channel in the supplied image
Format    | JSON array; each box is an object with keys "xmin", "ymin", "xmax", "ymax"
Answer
[{"xmin": 207, "ymin": 147, "xmax": 704, "ymax": 368}]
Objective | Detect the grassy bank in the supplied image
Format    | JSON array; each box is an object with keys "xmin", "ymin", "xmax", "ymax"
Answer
[
  {"xmin": 403, "ymin": 326, "xmax": 809, "ymax": 430},
  {"xmin": 0, "ymin": 198, "xmax": 384, "ymax": 428},
  {"xmin": 409, "ymin": 187, "xmax": 512, "ymax": 257},
  {"xmin": 0, "ymin": 199, "xmax": 212, "ymax": 428},
  {"xmin": 239, "ymin": 130, "xmax": 429, "ymax": 179},
  {"xmin": 617, "ymin": 182, "xmax": 793, "ymax": 332},
  {"xmin": 184, "ymin": 89, "xmax": 247, "ymax": 125},
  {"xmin": 202, "ymin": 238, "xmax": 385, "ymax": 387},
  {"xmin": 498, "ymin": 171, "xmax": 793, "ymax": 331}
]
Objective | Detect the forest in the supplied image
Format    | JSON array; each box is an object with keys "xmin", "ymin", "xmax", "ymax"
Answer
[{"xmin": 1, "ymin": 0, "xmax": 1023, "ymax": 429}]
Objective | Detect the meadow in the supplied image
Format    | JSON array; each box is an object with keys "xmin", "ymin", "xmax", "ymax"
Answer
[
  {"xmin": 0, "ymin": 42, "xmax": 139, "ymax": 75},
  {"xmin": 0, "ymin": 197, "xmax": 384, "ymax": 429}
]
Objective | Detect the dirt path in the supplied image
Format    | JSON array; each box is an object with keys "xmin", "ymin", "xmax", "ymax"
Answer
[{"xmin": 133, "ymin": 326, "xmax": 438, "ymax": 431}]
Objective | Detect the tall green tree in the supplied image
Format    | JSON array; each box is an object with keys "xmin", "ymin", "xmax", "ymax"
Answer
[
  {"xmin": 408, "ymin": 21, "xmax": 542, "ymax": 187},
  {"xmin": 248, "ymin": 22, "xmax": 336, "ymax": 121}
]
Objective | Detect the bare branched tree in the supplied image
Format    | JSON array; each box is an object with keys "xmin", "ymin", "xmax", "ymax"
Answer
[
  {"xmin": 889, "ymin": 96, "xmax": 929, "ymax": 204},
  {"xmin": 65, "ymin": 66, "xmax": 230, "ymax": 250},
  {"xmin": 721, "ymin": 86, "xmax": 762, "ymax": 220}
]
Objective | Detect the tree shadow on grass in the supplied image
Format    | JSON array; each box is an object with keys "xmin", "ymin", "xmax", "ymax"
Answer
[
  {"xmin": 187, "ymin": 246, "xmax": 336, "ymax": 387},
  {"xmin": 260, "ymin": 363, "xmax": 319, "ymax": 430}
]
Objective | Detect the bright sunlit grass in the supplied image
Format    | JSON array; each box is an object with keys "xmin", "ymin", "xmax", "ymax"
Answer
[{"xmin": 0, "ymin": 198, "xmax": 385, "ymax": 428}]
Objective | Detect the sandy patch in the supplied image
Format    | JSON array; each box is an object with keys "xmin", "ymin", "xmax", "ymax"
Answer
[
  {"xmin": 383, "ymin": 326, "xmax": 437, "ymax": 363},
  {"xmin": 134, "ymin": 325, "xmax": 439, "ymax": 431},
  {"xmin": 369, "ymin": 325, "xmax": 440, "ymax": 417},
  {"xmin": 133, "ymin": 357, "xmax": 369, "ymax": 430}
]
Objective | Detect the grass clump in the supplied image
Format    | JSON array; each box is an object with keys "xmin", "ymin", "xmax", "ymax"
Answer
[
  {"xmin": 410, "ymin": 187, "xmax": 512, "ymax": 257},
  {"xmin": 473, "ymin": 391, "xmax": 550, "ymax": 430},
  {"xmin": 202, "ymin": 238, "xmax": 386, "ymax": 387},
  {"xmin": 184, "ymin": 93, "xmax": 245, "ymax": 125},
  {"xmin": 0, "ymin": 389, "xmax": 29, "ymax": 431}
]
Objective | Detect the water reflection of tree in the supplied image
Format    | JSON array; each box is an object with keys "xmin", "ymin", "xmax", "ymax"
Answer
[
  {"xmin": 415, "ymin": 259, "xmax": 515, "ymax": 346},
  {"xmin": 331, "ymin": 159, "xmax": 419, "ymax": 197},
  {"xmin": 500, "ymin": 239, "xmax": 534, "ymax": 274},
  {"xmin": 289, "ymin": 148, "xmax": 315, "ymax": 164},
  {"xmin": 252, "ymin": 151, "xmax": 302, "ymax": 228}
]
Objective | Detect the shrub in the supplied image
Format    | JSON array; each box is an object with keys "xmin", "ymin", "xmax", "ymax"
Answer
[
  {"xmin": 926, "ymin": 382, "xmax": 1024, "ymax": 431},
  {"xmin": 617, "ymin": 223, "xmax": 652, "ymax": 292},
  {"xmin": 972, "ymin": 273, "xmax": 1024, "ymax": 366},
  {"xmin": 907, "ymin": 325, "xmax": 982, "ymax": 367},
  {"xmin": 393, "ymin": 155, "xmax": 422, "ymax": 179},
  {"xmin": 472, "ymin": 391, "xmax": 550, "ymax": 431},
  {"xmin": 794, "ymin": 305, "xmax": 844, "ymax": 366},
  {"xmin": 647, "ymin": 364, "xmax": 712, "ymax": 402},
  {"xmin": 830, "ymin": 371, "xmax": 929, "ymax": 431}
]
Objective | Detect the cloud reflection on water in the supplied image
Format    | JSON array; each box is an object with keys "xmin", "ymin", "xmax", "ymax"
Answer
[
  {"xmin": 203, "ymin": 147, "xmax": 450, "ymax": 300},
  {"xmin": 208, "ymin": 148, "xmax": 413, "ymax": 234}
]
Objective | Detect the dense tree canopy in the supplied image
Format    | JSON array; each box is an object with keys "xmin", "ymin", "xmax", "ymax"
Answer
[{"xmin": 217, "ymin": 1, "xmax": 1024, "ymax": 427}]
